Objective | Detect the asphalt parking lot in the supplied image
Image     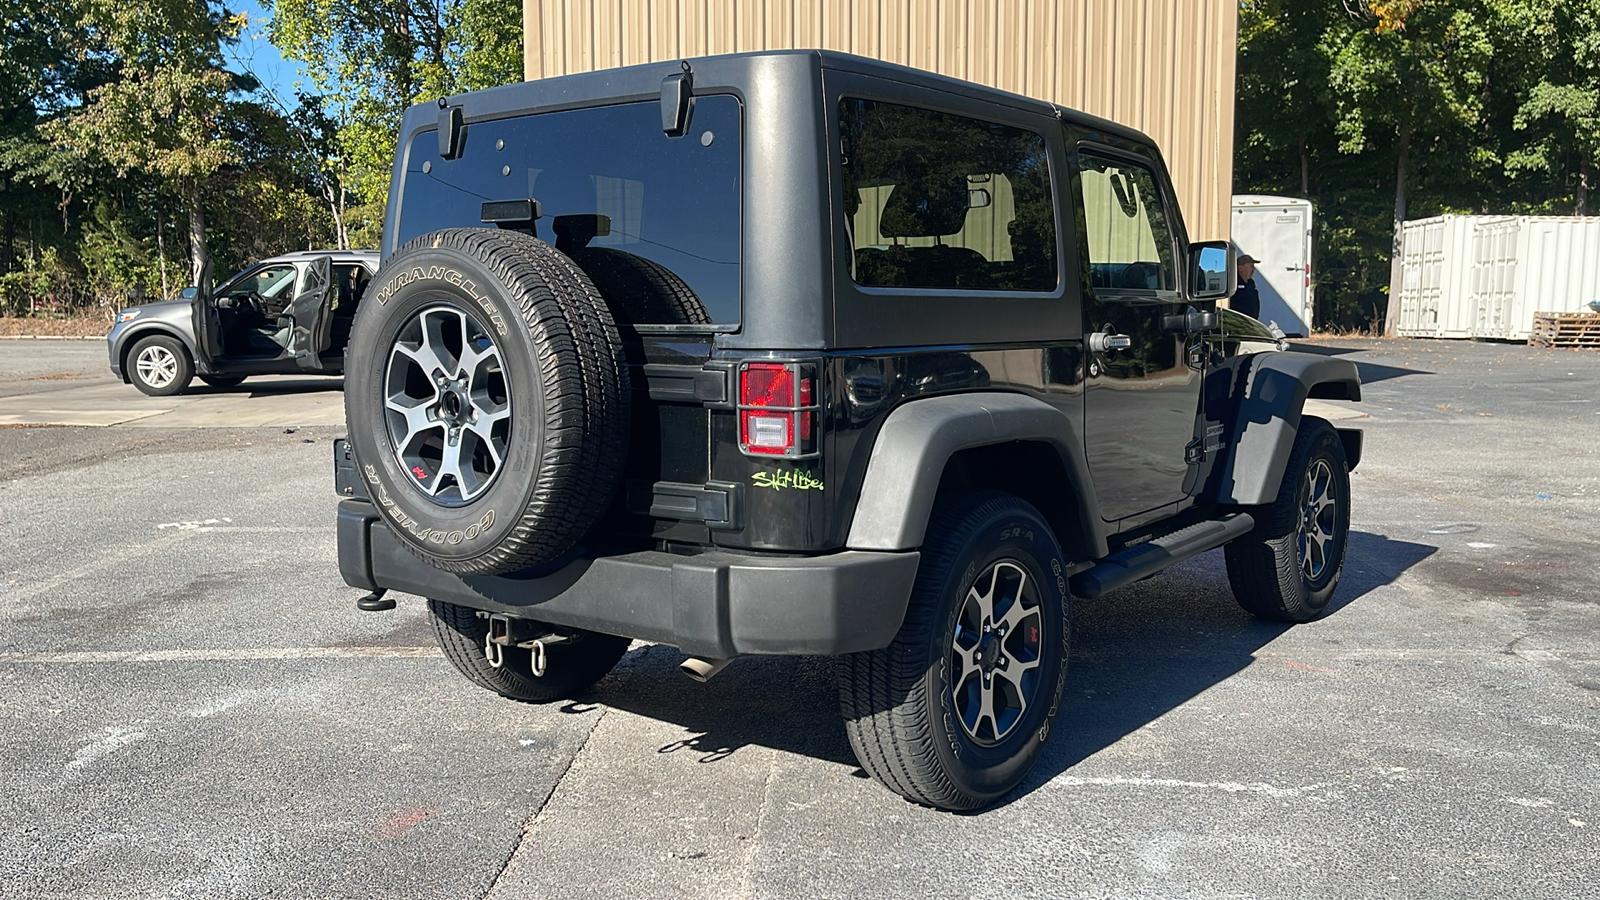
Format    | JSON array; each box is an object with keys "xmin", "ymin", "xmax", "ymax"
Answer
[{"xmin": 0, "ymin": 337, "xmax": 1596, "ymax": 899}]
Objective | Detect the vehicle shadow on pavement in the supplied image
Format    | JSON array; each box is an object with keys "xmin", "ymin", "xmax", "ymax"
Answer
[
  {"xmin": 569, "ymin": 644, "xmax": 859, "ymax": 768},
  {"xmin": 563, "ymin": 531, "xmax": 1435, "ymax": 809},
  {"xmin": 1016, "ymin": 530, "xmax": 1437, "ymax": 806},
  {"xmin": 243, "ymin": 379, "xmax": 344, "ymax": 396},
  {"xmin": 1286, "ymin": 342, "xmax": 1432, "ymax": 385}
]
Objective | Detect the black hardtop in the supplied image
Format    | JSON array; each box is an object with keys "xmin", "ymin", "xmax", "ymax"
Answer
[
  {"xmin": 384, "ymin": 49, "xmax": 1169, "ymax": 350},
  {"xmin": 393, "ymin": 48, "xmax": 1155, "ymax": 153}
]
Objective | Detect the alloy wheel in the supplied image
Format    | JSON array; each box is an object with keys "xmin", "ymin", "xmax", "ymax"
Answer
[
  {"xmin": 135, "ymin": 345, "xmax": 179, "ymax": 389},
  {"xmin": 949, "ymin": 560, "xmax": 1044, "ymax": 745},
  {"xmin": 1298, "ymin": 458, "xmax": 1337, "ymax": 583},
  {"xmin": 383, "ymin": 304, "xmax": 511, "ymax": 505}
]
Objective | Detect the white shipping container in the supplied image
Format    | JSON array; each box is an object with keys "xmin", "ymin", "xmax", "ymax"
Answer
[
  {"xmin": 1231, "ymin": 195, "xmax": 1314, "ymax": 335},
  {"xmin": 1469, "ymin": 216, "xmax": 1600, "ymax": 340},
  {"xmin": 1394, "ymin": 215, "xmax": 1508, "ymax": 338}
]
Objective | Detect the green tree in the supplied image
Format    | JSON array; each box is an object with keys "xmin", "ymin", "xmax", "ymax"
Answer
[
  {"xmin": 46, "ymin": 0, "xmax": 254, "ymax": 290},
  {"xmin": 265, "ymin": 0, "xmax": 522, "ymax": 223},
  {"xmin": 1324, "ymin": 0, "xmax": 1498, "ymax": 334},
  {"xmin": 1504, "ymin": 1, "xmax": 1600, "ymax": 214}
]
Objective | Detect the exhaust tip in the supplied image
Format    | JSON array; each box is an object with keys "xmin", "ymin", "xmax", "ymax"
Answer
[{"xmin": 679, "ymin": 656, "xmax": 731, "ymax": 683}]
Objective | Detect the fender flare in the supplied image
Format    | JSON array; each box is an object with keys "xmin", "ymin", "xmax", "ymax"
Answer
[
  {"xmin": 845, "ymin": 392, "xmax": 1107, "ymax": 556},
  {"xmin": 1212, "ymin": 352, "xmax": 1362, "ymax": 506}
]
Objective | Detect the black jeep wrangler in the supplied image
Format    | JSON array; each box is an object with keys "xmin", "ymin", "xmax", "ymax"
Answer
[{"xmin": 334, "ymin": 51, "xmax": 1361, "ymax": 811}]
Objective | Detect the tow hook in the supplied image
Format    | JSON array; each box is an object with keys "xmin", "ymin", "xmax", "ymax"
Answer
[{"xmin": 484, "ymin": 613, "xmax": 572, "ymax": 677}]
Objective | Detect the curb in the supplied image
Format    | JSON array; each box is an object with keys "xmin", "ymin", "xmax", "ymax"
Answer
[{"xmin": 0, "ymin": 335, "xmax": 105, "ymax": 341}]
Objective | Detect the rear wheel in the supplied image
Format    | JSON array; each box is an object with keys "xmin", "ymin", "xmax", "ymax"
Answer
[
  {"xmin": 128, "ymin": 334, "xmax": 194, "ymax": 396},
  {"xmin": 428, "ymin": 600, "xmax": 630, "ymax": 702},
  {"xmin": 1225, "ymin": 417, "xmax": 1351, "ymax": 622},
  {"xmin": 838, "ymin": 491, "xmax": 1071, "ymax": 811}
]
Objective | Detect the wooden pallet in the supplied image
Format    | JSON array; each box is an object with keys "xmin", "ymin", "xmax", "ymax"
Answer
[{"xmin": 1530, "ymin": 312, "xmax": 1600, "ymax": 348}]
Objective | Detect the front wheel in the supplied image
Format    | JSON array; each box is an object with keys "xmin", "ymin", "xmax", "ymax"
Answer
[
  {"xmin": 198, "ymin": 374, "xmax": 246, "ymax": 389},
  {"xmin": 128, "ymin": 334, "xmax": 194, "ymax": 396},
  {"xmin": 838, "ymin": 491, "xmax": 1071, "ymax": 811},
  {"xmin": 428, "ymin": 600, "xmax": 630, "ymax": 702},
  {"xmin": 1225, "ymin": 417, "xmax": 1351, "ymax": 622}
]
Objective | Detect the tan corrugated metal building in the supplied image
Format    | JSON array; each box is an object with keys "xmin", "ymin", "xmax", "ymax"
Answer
[{"xmin": 522, "ymin": 0, "xmax": 1236, "ymax": 240}]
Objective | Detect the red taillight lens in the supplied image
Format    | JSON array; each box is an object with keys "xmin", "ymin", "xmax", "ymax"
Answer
[
  {"xmin": 738, "ymin": 362, "xmax": 817, "ymax": 457},
  {"xmin": 741, "ymin": 363, "xmax": 793, "ymax": 408},
  {"xmin": 799, "ymin": 376, "xmax": 813, "ymax": 441}
]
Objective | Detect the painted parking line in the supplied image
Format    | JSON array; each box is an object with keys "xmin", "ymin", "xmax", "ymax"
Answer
[{"xmin": 0, "ymin": 646, "xmax": 442, "ymax": 664}]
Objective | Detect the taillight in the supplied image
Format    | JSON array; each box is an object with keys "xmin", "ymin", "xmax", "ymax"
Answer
[{"xmin": 738, "ymin": 361, "xmax": 819, "ymax": 457}]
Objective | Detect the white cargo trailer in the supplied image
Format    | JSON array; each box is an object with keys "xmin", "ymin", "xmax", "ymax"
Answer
[
  {"xmin": 1395, "ymin": 214, "xmax": 1509, "ymax": 339},
  {"xmin": 1231, "ymin": 195, "xmax": 1314, "ymax": 336}
]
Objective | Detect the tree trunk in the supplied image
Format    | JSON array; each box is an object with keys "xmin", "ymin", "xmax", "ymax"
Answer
[
  {"xmin": 323, "ymin": 178, "xmax": 350, "ymax": 250},
  {"xmin": 1579, "ymin": 158, "xmax": 1590, "ymax": 216},
  {"xmin": 157, "ymin": 211, "xmax": 168, "ymax": 298},
  {"xmin": 186, "ymin": 184, "xmax": 212, "ymax": 293},
  {"xmin": 1383, "ymin": 131, "xmax": 1411, "ymax": 337},
  {"xmin": 1299, "ymin": 137, "xmax": 1310, "ymax": 197}
]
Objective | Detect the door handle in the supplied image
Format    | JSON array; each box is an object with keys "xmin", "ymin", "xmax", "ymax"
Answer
[{"xmin": 1088, "ymin": 331, "xmax": 1132, "ymax": 353}]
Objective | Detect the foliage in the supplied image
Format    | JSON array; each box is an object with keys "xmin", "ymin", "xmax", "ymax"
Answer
[
  {"xmin": 266, "ymin": 0, "xmax": 522, "ymax": 213},
  {"xmin": 1238, "ymin": 0, "xmax": 1600, "ymax": 331}
]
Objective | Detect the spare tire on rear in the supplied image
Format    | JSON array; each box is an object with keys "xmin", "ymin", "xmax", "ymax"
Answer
[{"xmin": 343, "ymin": 228, "xmax": 629, "ymax": 576}]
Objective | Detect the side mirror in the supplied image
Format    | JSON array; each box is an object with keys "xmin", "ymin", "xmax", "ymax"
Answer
[
  {"xmin": 1190, "ymin": 241, "xmax": 1235, "ymax": 300},
  {"xmin": 216, "ymin": 296, "xmax": 236, "ymax": 310}
]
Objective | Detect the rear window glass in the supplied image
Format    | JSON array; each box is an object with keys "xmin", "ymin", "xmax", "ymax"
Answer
[
  {"xmin": 397, "ymin": 96, "xmax": 742, "ymax": 327},
  {"xmin": 838, "ymin": 98, "xmax": 1057, "ymax": 292}
]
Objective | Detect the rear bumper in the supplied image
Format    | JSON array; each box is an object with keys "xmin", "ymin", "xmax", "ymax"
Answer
[{"xmin": 338, "ymin": 500, "xmax": 920, "ymax": 658}]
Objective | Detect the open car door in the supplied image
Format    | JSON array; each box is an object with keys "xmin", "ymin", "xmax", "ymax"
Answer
[
  {"xmin": 188, "ymin": 281, "xmax": 222, "ymax": 372},
  {"xmin": 289, "ymin": 256, "xmax": 335, "ymax": 372}
]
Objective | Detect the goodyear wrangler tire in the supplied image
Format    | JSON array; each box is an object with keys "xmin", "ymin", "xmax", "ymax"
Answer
[
  {"xmin": 344, "ymin": 228, "xmax": 629, "ymax": 576},
  {"xmin": 838, "ymin": 491, "xmax": 1071, "ymax": 811}
]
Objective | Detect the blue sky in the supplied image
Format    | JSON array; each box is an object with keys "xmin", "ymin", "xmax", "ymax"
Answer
[{"xmin": 225, "ymin": 1, "xmax": 306, "ymax": 108}]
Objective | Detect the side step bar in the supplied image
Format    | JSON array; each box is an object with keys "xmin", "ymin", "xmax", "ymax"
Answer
[{"xmin": 1070, "ymin": 513, "xmax": 1255, "ymax": 600}]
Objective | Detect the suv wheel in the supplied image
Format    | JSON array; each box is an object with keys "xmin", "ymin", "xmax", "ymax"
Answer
[
  {"xmin": 128, "ymin": 334, "xmax": 194, "ymax": 396},
  {"xmin": 838, "ymin": 491, "xmax": 1070, "ymax": 811},
  {"xmin": 1225, "ymin": 417, "xmax": 1351, "ymax": 622},
  {"xmin": 429, "ymin": 601, "xmax": 630, "ymax": 702},
  {"xmin": 343, "ymin": 228, "xmax": 629, "ymax": 576},
  {"xmin": 198, "ymin": 374, "xmax": 246, "ymax": 389}
]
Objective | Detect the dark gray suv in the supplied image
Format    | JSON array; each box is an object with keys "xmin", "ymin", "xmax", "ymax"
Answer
[{"xmin": 107, "ymin": 250, "xmax": 378, "ymax": 395}]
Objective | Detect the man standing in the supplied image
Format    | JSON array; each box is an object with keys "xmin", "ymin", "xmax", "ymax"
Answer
[{"xmin": 1233, "ymin": 254, "xmax": 1261, "ymax": 320}]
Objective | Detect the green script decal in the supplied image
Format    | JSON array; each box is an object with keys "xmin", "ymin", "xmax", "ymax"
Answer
[{"xmin": 752, "ymin": 470, "xmax": 825, "ymax": 492}]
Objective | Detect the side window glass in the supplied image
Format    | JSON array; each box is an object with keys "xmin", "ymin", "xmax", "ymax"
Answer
[
  {"xmin": 228, "ymin": 265, "xmax": 296, "ymax": 300},
  {"xmin": 1076, "ymin": 152, "xmax": 1176, "ymax": 292},
  {"xmin": 839, "ymin": 98, "xmax": 1056, "ymax": 292}
]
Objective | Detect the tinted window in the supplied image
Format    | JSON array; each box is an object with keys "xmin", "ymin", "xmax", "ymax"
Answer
[
  {"xmin": 839, "ymin": 98, "xmax": 1056, "ymax": 292},
  {"xmin": 398, "ymin": 97, "xmax": 742, "ymax": 326},
  {"xmin": 1076, "ymin": 152, "xmax": 1176, "ymax": 292}
]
